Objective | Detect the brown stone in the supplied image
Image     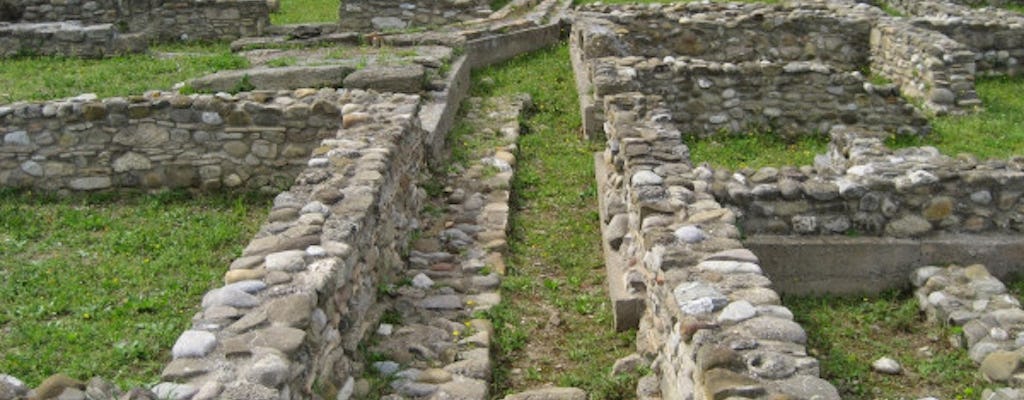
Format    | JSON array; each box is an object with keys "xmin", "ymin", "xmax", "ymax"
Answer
[
  {"xmin": 922, "ymin": 196, "xmax": 954, "ymax": 221},
  {"xmin": 33, "ymin": 374, "xmax": 84, "ymax": 400},
  {"xmin": 702, "ymin": 368, "xmax": 766, "ymax": 400},
  {"xmin": 225, "ymin": 268, "xmax": 267, "ymax": 284}
]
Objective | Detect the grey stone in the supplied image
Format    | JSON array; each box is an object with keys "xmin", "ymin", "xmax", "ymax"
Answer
[
  {"xmin": 981, "ymin": 350, "xmax": 1022, "ymax": 382},
  {"xmin": 266, "ymin": 293, "xmax": 313, "ymax": 328},
  {"xmin": 420, "ymin": 295, "xmax": 462, "ymax": 309},
  {"xmin": 673, "ymin": 281, "xmax": 727, "ymax": 315},
  {"xmin": 885, "ymin": 215, "xmax": 932, "ymax": 238},
  {"xmin": 767, "ymin": 375, "xmax": 840, "ymax": 400},
  {"xmin": 190, "ymin": 65, "xmax": 355, "ymax": 92},
  {"xmin": 113, "ymin": 152, "xmax": 152, "ymax": 172},
  {"xmin": 69, "ymin": 177, "xmax": 112, "ymax": 190},
  {"xmin": 731, "ymin": 316, "xmax": 807, "ymax": 344},
  {"xmin": 224, "ymin": 279, "xmax": 266, "ymax": 294},
  {"xmin": 718, "ymin": 300, "xmax": 757, "ymax": 324},
  {"xmin": 611, "ymin": 353, "xmax": 645, "ymax": 376},
  {"xmin": 220, "ymin": 384, "xmax": 279, "ymax": 400},
  {"xmin": 503, "ymin": 387, "xmax": 587, "ymax": 400},
  {"xmin": 171, "ymin": 330, "xmax": 217, "ymax": 359},
  {"xmin": 265, "ymin": 250, "xmax": 307, "ymax": 272},
  {"xmin": 373, "ymin": 361, "xmax": 401, "ymax": 376},
  {"xmin": 343, "ymin": 65, "xmax": 425, "ymax": 94},
  {"xmin": 20, "ymin": 161, "xmax": 43, "ymax": 177},
  {"xmin": 150, "ymin": 383, "xmax": 197, "ymax": 400},
  {"xmin": 4, "ymin": 131, "xmax": 30, "ymax": 146},
  {"xmin": 245, "ymin": 353, "xmax": 290, "ymax": 387},
  {"xmin": 161, "ymin": 359, "xmax": 213, "ymax": 381},
  {"xmin": 202, "ymin": 287, "xmax": 260, "ymax": 308}
]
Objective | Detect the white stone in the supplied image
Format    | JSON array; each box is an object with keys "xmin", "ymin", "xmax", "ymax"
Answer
[
  {"xmin": 673, "ymin": 225, "xmax": 706, "ymax": 243},
  {"xmin": 201, "ymin": 112, "xmax": 223, "ymax": 125},
  {"xmin": 336, "ymin": 377, "xmax": 355, "ymax": 400},
  {"xmin": 697, "ymin": 260, "xmax": 762, "ymax": 274},
  {"xmin": 306, "ymin": 245, "xmax": 327, "ymax": 257},
  {"xmin": 3, "ymin": 131, "xmax": 30, "ymax": 146},
  {"xmin": 412, "ymin": 273, "xmax": 434, "ymax": 289},
  {"xmin": 172, "ymin": 330, "xmax": 217, "ymax": 359},
  {"xmin": 632, "ymin": 170, "xmax": 663, "ymax": 186},
  {"xmin": 377, "ymin": 323, "xmax": 394, "ymax": 336},
  {"xmin": 872, "ymin": 357, "xmax": 902, "ymax": 375}
]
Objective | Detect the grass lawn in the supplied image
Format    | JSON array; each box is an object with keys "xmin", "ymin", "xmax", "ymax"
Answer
[
  {"xmin": 0, "ymin": 42, "xmax": 246, "ymax": 104},
  {"xmin": 270, "ymin": 0, "xmax": 339, "ymax": 25},
  {"xmin": 687, "ymin": 133, "xmax": 828, "ymax": 170},
  {"xmin": 0, "ymin": 189, "xmax": 270, "ymax": 388},
  {"xmin": 890, "ymin": 76, "xmax": 1024, "ymax": 161},
  {"xmin": 786, "ymin": 292, "xmax": 991, "ymax": 400},
  {"xmin": 470, "ymin": 43, "xmax": 641, "ymax": 399}
]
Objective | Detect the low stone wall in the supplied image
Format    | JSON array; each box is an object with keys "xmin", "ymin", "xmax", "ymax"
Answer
[
  {"xmin": 912, "ymin": 264, "xmax": 1024, "ymax": 398},
  {"xmin": 339, "ymin": 0, "xmax": 493, "ymax": 32},
  {"xmin": 870, "ymin": 19, "xmax": 980, "ymax": 114},
  {"xmin": 1, "ymin": 0, "xmax": 268, "ymax": 58},
  {"xmin": 15, "ymin": 0, "xmax": 122, "ymax": 24},
  {"xmin": 711, "ymin": 127, "xmax": 1024, "ymax": 237},
  {"xmin": 573, "ymin": 3, "xmax": 872, "ymax": 69},
  {"xmin": 587, "ymin": 56, "xmax": 928, "ymax": 138},
  {"xmin": 886, "ymin": 0, "xmax": 1024, "ymax": 76},
  {"xmin": 0, "ymin": 90, "xmax": 345, "ymax": 192},
  {"xmin": 157, "ymin": 90, "xmax": 426, "ymax": 400},
  {"xmin": 0, "ymin": 21, "xmax": 147, "ymax": 57},
  {"xmin": 598, "ymin": 92, "xmax": 839, "ymax": 399}
]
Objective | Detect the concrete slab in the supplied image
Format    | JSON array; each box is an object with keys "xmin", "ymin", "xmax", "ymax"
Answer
[
  {"xmin": 745, "ymin": 234, "xmax": 1024, "ymax": 296},
  {"xmin": 595, "ymin": 153, "xmax": 644, "ymax": 331}
]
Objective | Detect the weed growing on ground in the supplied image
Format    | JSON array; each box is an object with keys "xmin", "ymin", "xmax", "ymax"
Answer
[
  {"xmin": 786, "ymin": 291, "xmax": 991, "ymax": 399},
  {"xmin": 0, "ymin": 42, "xmax": 246, "ymax": 103},
  {"xmin": 0, "ymin": 189, "xmax": 270, "ymax": 388}
]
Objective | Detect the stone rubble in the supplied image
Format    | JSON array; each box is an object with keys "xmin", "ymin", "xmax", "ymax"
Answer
[{"xmin": 913, "ymin": 264, "xmax": 1024, "ymax": 399}]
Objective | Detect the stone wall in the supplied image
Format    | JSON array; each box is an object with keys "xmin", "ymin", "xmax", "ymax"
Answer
[
  {"xmin": 885, "ymin": 0, "xmax": 1024, "ymax": 76},
  {"xmin": 0, "ymin": 21, "xmax": 147, "ymax": 57},
  {"xmin": 338, "ymin": 0, "xmax": 493, "ymax": 32},
  {"xmin": 710, "ymin": 126, "xmax": 1024, "ymax": 237},
  {"xmin": 0, "ymin": 90, "xmax": 345, "ymax": 192},
  {"xmin": 574, "ymin": 3, "xmax": 872, "ymax": 69},
  {"xmin": 870, "ymin": 19, "xmax": 981, "ymax": 114},
  {"xmin": 598, "ymin": 92, "xmax": 840, "ymax": 399},
  {"xmin": 0, "ymin": 0, "xmax": 268, "ymax": 58},
  {"xmin": 588, "ymin": 56, "xmax": 928, "ymax": 138},
  {"xmin": 157, "ymin": 89, "xmax": 427, "ymax": 400}
]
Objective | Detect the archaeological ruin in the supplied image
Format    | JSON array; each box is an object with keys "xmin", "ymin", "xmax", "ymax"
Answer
[{"xmin": 4, "ymin": 0, "xmax": 1024, "ymax": 398}]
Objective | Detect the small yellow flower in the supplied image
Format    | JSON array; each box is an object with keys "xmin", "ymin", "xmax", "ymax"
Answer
[
  {"xmin": 466, "ymin": 300, "xmax": 476, "ymax": 306},
  {"xmin": 453, "ymin": 330, "xmax": 461, "ymax": 337}
]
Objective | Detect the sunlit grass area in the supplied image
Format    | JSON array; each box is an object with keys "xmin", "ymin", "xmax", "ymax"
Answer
[
  {"xmin": 0, "ymin": 189, "xmax": 270, "ymax": 388},
  {"xmin": 0, "ymin": 42, "xmax": 246, "ymax": 103}
]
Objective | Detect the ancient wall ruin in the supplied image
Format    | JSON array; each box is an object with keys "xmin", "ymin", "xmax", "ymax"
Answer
[
  {"xmin": 338, "ymin": 0, "xmax": 492, "ymax": 32},
  {"xmin": 572, "ymin": 2, "xmax": 940, "ymax": 138},
  {"xmin": 0, "ymin": 90, "xmax": 345, "ymax": 192},
  {"xmin": 0, "ymin": 0, "xmax": 269, "ymax": 58},
  {"xmin": 597, "ymin": 92, "xmax": 841, "ymax": 399},
  {"xmin": 712, "ymin": 127, "xmax": 1024, "ymax": 237}
]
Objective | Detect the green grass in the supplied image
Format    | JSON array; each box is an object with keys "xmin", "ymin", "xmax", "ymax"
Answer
[
  {"xmin": 470, "ymin": 44, "xmax": 641, "ymax": 399},
  {"xmin": 687, "ymin": 132, "xmax": 828, "ymax": 170},
  {"xmin": 787, "ymin": 292, "xmax": 991, "ymax": 400},
  {"xmin": 271, "ymin": 0, "xmax": 339, "ymax": 25},
  {"xmin": 0, "ymin": 42, "xmax": 246, "ymax": 103},
  {"xmin": 0, "ymin": 189, "xmax": 270, "ymax": 388},
  {"xmin": 889, "ymin": 76, "xmax": 1024, "ymax": 160}
]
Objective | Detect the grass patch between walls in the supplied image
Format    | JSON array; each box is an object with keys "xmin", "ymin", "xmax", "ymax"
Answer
[
  {"xmin": 0, "ymin": 189, "xmax": 270, "ymax": 388},
  {"xmin": 471, "ymin": 43, "xmax": 642, "ymax": 399},
  {"xmin": 0, "ymin": 42, "xmax": 246, "ymax": 104},
  {"xmin": 787, "ymin": 292, "xmax": 992, "ymax": 400}
]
